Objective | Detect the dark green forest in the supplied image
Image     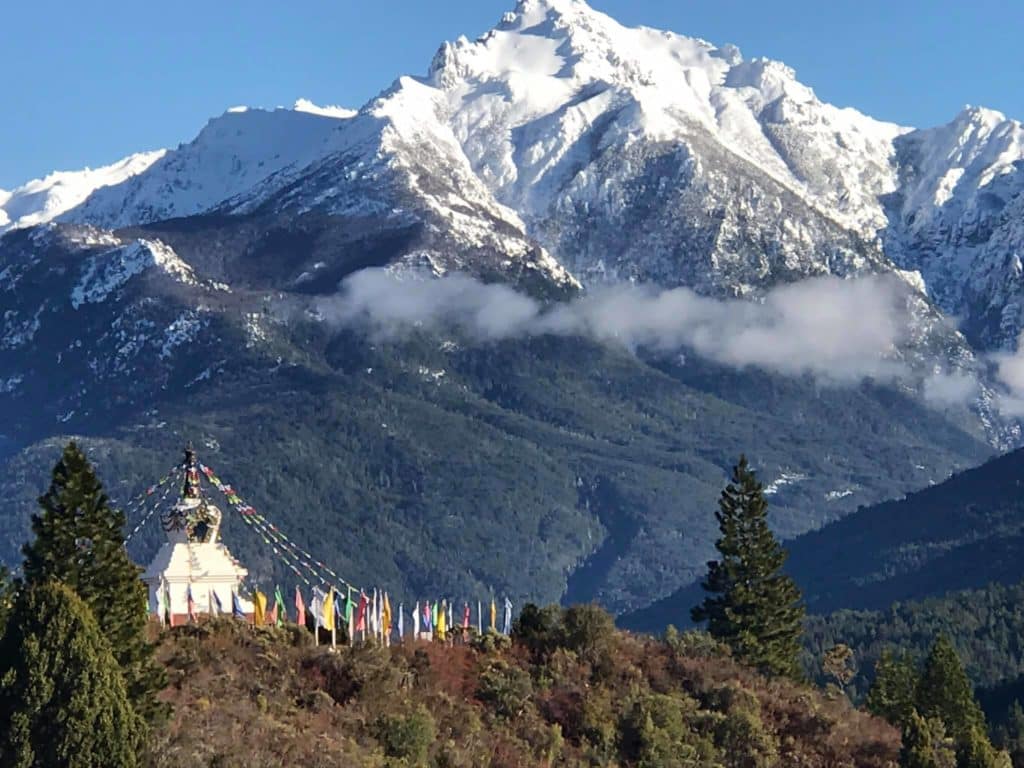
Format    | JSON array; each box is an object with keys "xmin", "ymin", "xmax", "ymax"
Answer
[{"xmin": 0, "ymin": 325, "xmax": 988, "ymax": 618}]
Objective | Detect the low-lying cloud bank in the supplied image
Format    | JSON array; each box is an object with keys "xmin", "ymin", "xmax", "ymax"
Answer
[
  {"xmin": 316, "ymin": 268, "xmax": 916, "ymax": 384},
  {"xmin": 311, "ymin": 268, "xmax": 1024, "ymax": 416},
  {"xmin": 994, "ymin": 339, "xmax": 1024, "ymax": 416}
]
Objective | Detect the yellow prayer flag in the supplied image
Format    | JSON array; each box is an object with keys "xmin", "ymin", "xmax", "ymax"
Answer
[
  {"xmin": 253, "ymin": 590, "xmax": 267, "ymax": 626},
  {"xmin": 323, "ymin": 588, "xmax": 335, "ymax": 632},
  {"xmin": 490, "ymin": 598, "xmax": 497, "ymax": 632},
  {"xmin": 382, "ymin": 592, "xmax": 392, "ymax": 632},
  {"xmin": 437, "ymin": 600, "xmax": 447, "ymax": 641}
]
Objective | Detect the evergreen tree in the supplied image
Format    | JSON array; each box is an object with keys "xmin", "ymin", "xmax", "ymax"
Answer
[
  {"xmin": 995, "ymin": 701, "xmax": 1024, "ymax": 768},
  {"xmin": 957, "ymin": 726, "xmax": 1011, "ymax": 768},
  {"xmin": 0, "ymin": 581, "xmax": 145, "ymax": 767},
  {"xmin": 0, "ymin": 565, "xmax": 13, "ymax": 635},
  {"xmin": 691, "ymin": 455, "xmax": 806, "ymax": 679},
  {"xmin": 916, "ymin": 635, "xmax": 986, "ymax": 743},
  {"xmin": 20, "ymin": 441, "xmax": 167, "ymax": 723},
  {"xmin": 867, "ymin": 649, "xmax": 919, "ymax": 728},
  {"xmin": 900, "ymin": 711, "xmax": 956, "ymax": 768}
]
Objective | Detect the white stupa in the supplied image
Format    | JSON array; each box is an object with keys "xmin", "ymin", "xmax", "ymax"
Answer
[{"xmin": 142, "ymin": 445, "xmax": 253, "ymax": 622}]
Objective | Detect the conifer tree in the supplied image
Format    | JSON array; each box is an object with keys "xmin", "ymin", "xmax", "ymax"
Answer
[
  {"xmin": 20, "ymin": 441, "xmax": 167, "ymax": 723},
  {"xmin": 0, "ymin": 581, "xmax": 145, "ymax": 767},
  {"xmin": 691, "ymin": 455, "xmax": 805, "ymax": 679},
  {"xmin": 867, "ymin": 649, "xmax": 919, "ymax": 728},
  {"xmin": 996, "ymin": 701, "xmax": 1024, "ymax": 768},
  {"xmin": 956, "ymin": 726, "xmax": 1011, "ymax": 768},
  {"xmin": 899, "ymin": 711, "xmax": 956, "ymax": 768},
  {"xmin": 0, "ymin": 564, "xmax": 13, "ymax": 635},
  {"xmin": 915, "ymin": 635, "xmax": 986, "ymax": 743}
]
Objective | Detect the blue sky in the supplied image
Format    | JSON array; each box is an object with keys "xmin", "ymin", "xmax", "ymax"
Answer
[{"xmin": 2, "ymin": 0, "xmax": 1021, "ymax": 188}]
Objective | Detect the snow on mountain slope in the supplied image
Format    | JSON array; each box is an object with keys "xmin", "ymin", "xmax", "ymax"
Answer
[
  {"xmin": 61, "ymin": 104, "xmax": 356, "ymax": 229},
  {"xmin": 885, "ymin": 107, "xmax": 1024, "ymax": 349},
  {"xmin": 5, "ymin": 0, "xmax": 1024, "ymax": 353},
  {"xmin": 0, "ymin": 150, "xmax": 165, "ymax": 234},
  {"xmin": 222, "ymin": 78, "xmax": 578, "ymax": 289},
  {"xmin": 292, "ymin": 98, "xmax": 357, "ymax": 119},
  {"xmin": 430, "ymin": 0, "xmax": 906, "ymax": 239}
]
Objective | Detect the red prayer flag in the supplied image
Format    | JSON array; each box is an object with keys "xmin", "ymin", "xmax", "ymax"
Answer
[
  {"xmin": 462, "ymin": 602, "xmax": 470, "ymax": 629},
  {"xmin": 294, "ymin": 586, "xmax": 306, "ymax": 628},
  {"xmin": 355, "ymin": 591, "xmax": 368, "ymax": 631},
  {"xmin": 266, "ymin": 602, "xmax": 278, "ymax": 626}
]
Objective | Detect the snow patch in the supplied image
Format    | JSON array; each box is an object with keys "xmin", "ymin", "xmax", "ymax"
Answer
[
  {"xmin": 762, "ymin": 471, "xmax": 808, "ymax": 496},
  {"xmin": 159, "ymin": 311, "xmax": 205, "ymax": 359},
  {"xmin": 293, "ymin": 98, "xmax": 357, "ymax": 119},
  {"xmin": 825, "ymin": 488, "xmax": 855, "ymax": 501},
  {"xmin": 70, "ymin": 239, "xmax": 196, "ymax": 309},
  {"xmin": 0, "ymin": 375, "xmax": 23, "ymax": 394}
]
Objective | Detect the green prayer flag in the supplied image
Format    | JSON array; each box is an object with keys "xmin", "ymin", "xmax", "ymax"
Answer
[{"xmin": 274, "ymin": 586, "xmax": 286, "ymax": 627}]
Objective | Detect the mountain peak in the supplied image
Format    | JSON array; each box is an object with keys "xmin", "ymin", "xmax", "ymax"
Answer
[
  {"xmin": 505, "ymin": 0, "xmax": 604, "ymax": 25},
  {"xmin": 0, "ymin": 150, "xmax": 166, "ymax": 235},
  {"xmin": 955, "ymin": 104, "xmax": 1009, "ymax": 127}
]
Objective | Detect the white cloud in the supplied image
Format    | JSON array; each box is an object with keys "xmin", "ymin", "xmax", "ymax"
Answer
[
  {"xmin": 318, "ymin": 269, "xmax": 917, "ymax": 384},
  {"xmin": 993, "ymin": 333, "xmax": 1024, "ymax": 415},
  {"xmin": 923, "ymin": 371, "xmax": 979, "ymax": 406}
]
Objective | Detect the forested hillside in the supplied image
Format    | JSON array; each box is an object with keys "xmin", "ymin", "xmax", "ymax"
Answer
[
  {"xmin": 0, "ymin": 328, "xmax": 987, "ymax": 617},
  {"xmin": 804, "ymin": 579, "xmax": 1024, "ymax": 703},
  {"xmin": 622, "ymin": 445, "xmax": 1024, "ymax": 631}
]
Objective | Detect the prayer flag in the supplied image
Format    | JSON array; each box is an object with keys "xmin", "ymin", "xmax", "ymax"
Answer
[
  {"xmin": 413, "ymin": 601, "xmax": 420, "ymax": 637},
  {"xmin": 232, "ymin": 591, "xmax": 246, "ymax": 619},
  {"xmin": 382, "ymin": 592, "xmax": 392, "ymax": 641},
  {"xmin": 254, "ymin": 589, "xmax": 267, "ymax": 626},
  {"xmin": 154, "ymin": 584, "xmax": 165, "ymax": 625},
  {"xmin": 163, "ymin": 580, "xmax": 173, "ymax": 627},
  {"xmin": 437, "ymin": 600, "xmax": 447, "ymax": 641},
  {"xmin": 398, "ymin": 603, "xmax": 405, "ymax": 639},
  {"xmin": 503, "ymin": 597, "xmax": 513, "ymax": 635},
  {"xmin": 186, "ymin": 584, "xmax": 197, "ymax": 623},
  {"xmin": 312, "ymin": 588, "xmax": 324, "ymax": 630},
  {"xmin": 355, "ymin": 591, "xmax": 368, "ymax": 632},
  {"xmin": 370, "ymin": 589, "xmax": 378, "ymax": 636},
  {"xmin": 294, "ymin": 586, "xmax": 306, "ymax": 628},
  {"xmin": 213, "ymin": 590, "xmax": 224, "ymax": 615},
  {"xmin": 274, "ymin": 586, "xmax": 286, "ymax": 627},
  {"xmin": 478, "ymin": 600, "xmax": 483, "ymax": 635},
  {"xmin": 322, "ymin": 588, "xmax": 335, "ymax": 632},
  {"xmin": 422, "ymin": 601, "xmax": 432, "ymax": 633},
  {"xmin": 333, "ymin": 588, "xmax": 344, "ymax": 629},
  {"xmin": 490, "ymin": 598, "xmax": 497, "ymax": 632},
  {"xmin": 462, "ymin": 602, "xmax": 470, "ymax": 630}
]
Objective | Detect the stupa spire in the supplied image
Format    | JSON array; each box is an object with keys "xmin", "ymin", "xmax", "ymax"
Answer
[{"xmin": 182, "ymin": 442, "xmax": 202, "ymax": 501}]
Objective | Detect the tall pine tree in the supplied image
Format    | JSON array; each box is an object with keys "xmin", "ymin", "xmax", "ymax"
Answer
[
  {"xmin": 899, "ymin": 711, "xmax": 956, "ymax": 768},
  {"xmin": 21, "ymin": 441, "xmax": 167, "ymax": 723},
  {"xmin": 0, "ymin": 581, "xmax": 145, "ymax": 767},
  {"xmin": 916, "ymin": 635, "xmax": 986, "ymax": 743},
  {"xmin": 691, "ymin": 455, "xmax": 805, "ymax": 679},
  {"xmin": 867, "ymin": 649, "xmax": 919, "ymax": 728}
]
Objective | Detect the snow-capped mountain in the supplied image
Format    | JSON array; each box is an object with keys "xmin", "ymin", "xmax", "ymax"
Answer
[
  {"xmin": 885, "ymin": 107, "xmax": 1024, "ymax": 350},
  {"xmin": 0, "ymin": 150, "xmax": 165, "ymax": 233},
  {"xmin": 1, "ymin": 0, "xmax": 1020, "ymax": 613},
  {"xmin": 5, "ymin": 0, "xmax": 1020, "ymax": 353},
  {"xmin": 2, "ymin": 0, "xmax": 1021, "ymax": 447},
  {"xmin": 64, "ymin": 103, "xmax": 355, "ymax": 230}
]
